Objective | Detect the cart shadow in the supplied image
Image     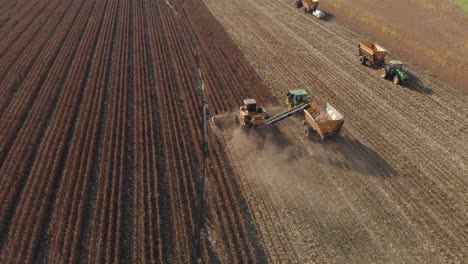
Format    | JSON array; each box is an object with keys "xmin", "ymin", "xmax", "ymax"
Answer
[{"xmin": 319, "ymin": 134, "xmax": 399, "ymax": 178}]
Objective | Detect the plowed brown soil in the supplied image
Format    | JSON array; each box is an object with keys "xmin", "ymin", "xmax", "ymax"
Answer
[{"xmin": 0, "ymin": 0, "xmax": 272, "ymax": 262}]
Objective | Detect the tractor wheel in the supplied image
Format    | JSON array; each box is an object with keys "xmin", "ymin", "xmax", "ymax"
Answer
[
  {"xmin": 359, "ymin": 56, "xmax": 366, "ymax": 65},
  {"xmin": 393, "ymin": 75, "xmax": 400, "ymax": 85},
  {"xmin": 295, "ymin": 0, "xmax": 303, "ymax": 8},
  {"xmin": 379, "ymin": 68, "xmax": 388, "ymax": 79}
]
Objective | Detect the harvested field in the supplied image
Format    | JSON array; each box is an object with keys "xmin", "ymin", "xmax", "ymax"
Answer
[
  {"xmin": 0, "ymin": 0, "xmax": 466, "ymax": 263},
  {"xmin": 205, "ymin": 0, "xmax": 468, "ymax": 262}
]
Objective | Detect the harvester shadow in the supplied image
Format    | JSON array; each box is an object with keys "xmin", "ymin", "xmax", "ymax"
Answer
[
  {"xmin": 404, "ymin": 71, "xmax": 433, "ymax": 95},
  {"xmin": 319, "ymin": 134, "xmax": 399, "ymax": 178}
]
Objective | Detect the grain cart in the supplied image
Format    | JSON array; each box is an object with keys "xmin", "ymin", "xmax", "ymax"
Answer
[
  {"xmin": 303, "ymin": 101, "xmax": 344, "ymax": 140},
  {"xmin": 359, "ymin": 41, "xmax": 409, "ymax": 85},
  {"xmin": 295, "ymin": 0, "xmax": 325, "ymax": 18},
  {"xmin": 358, "ymin": 41, "xmax": 387, "ymax": 67},
  {"xmin": 286, "ymin": 89, "xmax": 344, "ymax": 140}
]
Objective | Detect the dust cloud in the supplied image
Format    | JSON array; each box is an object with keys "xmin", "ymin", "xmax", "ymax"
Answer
[{"xmin": 225, "ymin": 125, "xmax": 332, "ymax": 206}]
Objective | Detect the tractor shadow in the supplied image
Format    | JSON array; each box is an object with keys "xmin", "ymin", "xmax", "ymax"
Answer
[
  {"xmin": 317, "ymin": 134, "xmax": 399, "ymax": 178},
  {"xmin": 322, "ymin": 12, "xmax": 335, "ymax": 22},
  {"xmin": 404, "ymin": 71, "xmax": 433, "ymax": 95}
]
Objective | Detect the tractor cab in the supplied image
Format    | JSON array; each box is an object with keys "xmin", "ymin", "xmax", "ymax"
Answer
[
  {"xmin": 244, "ymin": 98, "xmax": 261, "ymax": 113},
  {"xmin": 380, "ymin": 60, "xmax": 408, "ymax": 85},
  {"xmin": 286, "ymin": 89, "xmax": 310, "ymax": 109},
  {"xmin": 389, "ymin": 60, "xmax": 403, "ymax": 70}
]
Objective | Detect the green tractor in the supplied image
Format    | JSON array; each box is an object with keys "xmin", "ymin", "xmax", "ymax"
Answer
[
  {"xmin": 286, "ymin": 89, "xmax": 310, "ymax": 109},
  {"xmin": 379, "ymin": 60, "xmax": 408, "ymax": 85}
]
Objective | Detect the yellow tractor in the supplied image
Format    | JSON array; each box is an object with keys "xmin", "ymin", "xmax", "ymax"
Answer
[{"xmin": 238, "ymin": 99, "xmax": 269, "ymax": 129}]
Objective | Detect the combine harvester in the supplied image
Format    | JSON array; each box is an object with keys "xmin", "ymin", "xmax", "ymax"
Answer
[
  {"xmin": 358, "ymin": 41, "xmax": 408, "ymax": 85},
  {"xmin": 237, "ymin": 89, "xmax": 344, "ymax": 140},
  {"xmin": 295, "ymin": 0, "xmax": 325, "ymax": 19}
]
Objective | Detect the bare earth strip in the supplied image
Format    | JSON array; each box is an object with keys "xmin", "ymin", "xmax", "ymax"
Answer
[{"xmin": 205, "ymin": 0, "xmax": 468, "ymax": 262}]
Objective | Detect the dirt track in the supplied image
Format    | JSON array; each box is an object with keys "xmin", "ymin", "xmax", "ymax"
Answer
[{"xmin": 205, "ymin": 0, "xmax": 468, "ymax": 262}]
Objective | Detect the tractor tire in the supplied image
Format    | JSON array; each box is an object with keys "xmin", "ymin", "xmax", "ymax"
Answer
[
  {"xmin": 295, "ymin": 0, "xmax": 303, "ymax": 8},
  {"xmin": 359, "ymin": 56, "xmax": 366, "ymax": 65},
  {"xmin": 379, "ymin": 68, "xmax": 388, "ymax": 79},
  {"xmin": 393, "ymin": 75, "xmax": 400, "ymax": 85}
]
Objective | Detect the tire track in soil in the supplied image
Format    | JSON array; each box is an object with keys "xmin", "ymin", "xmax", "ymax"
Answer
[
  {"xmin": 156, "ymin": 1, "xmax": 199, "ymax": 260},
  {"xmin": 144, "ymin": 1, "xmax": 187, "ymax": 261},
  {"xmin": 156, "ymin": 2, "xmax": 198, "ymax": 260},
  {"xmin": 87, "ymin": 0, "xmax": 130, "ymax": 262},
  {"xmin": 44, "ymin": 0, "xmax": 117, "ymax": 262},
  {"xmin": 132, "ymin": 0, "xmax": 163, "ymax": 261}
]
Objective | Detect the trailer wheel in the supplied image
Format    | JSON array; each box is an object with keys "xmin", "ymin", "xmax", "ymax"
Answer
[
  {"xmin": 359, "ymin": 56, "xmax": 366, "ymax": 65},
  {"xmin": 393, "ymin": 75, "xmax": 400, "ymax": 85},
  {"xmin": 304, "ymin": 7, "xmax": 308, "ymax": 13}
]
